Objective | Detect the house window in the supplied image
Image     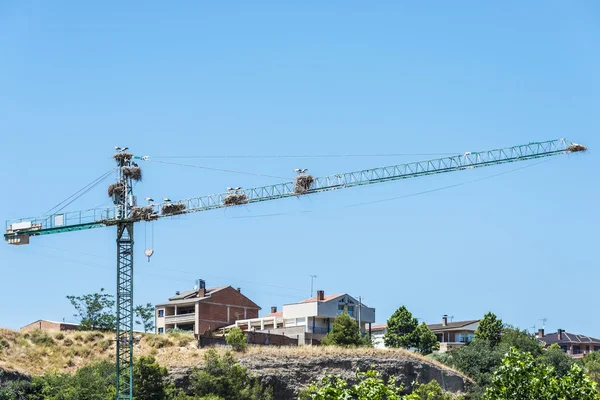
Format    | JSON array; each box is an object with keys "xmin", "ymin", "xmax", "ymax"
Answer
[
  {"xmin": 573, "ymin": 346, "xmax": 581, "ymax": 355},
  {"xmin": 595, "ymin": 346, "xmax": 600, "ymax": 352},
  {"xmin": 586, "ymin": 346, "xmax": 590, "ymax": 353},
  {"xmin": 158, "ymin": 309, "xmax": 164, "ymax": 317},
  {"xmin": 158, "ymin": 328, "xmax": 164, "ymax": 334},
  {"xmin": 560, "ymin": 345, "xmax": 568, "ymax": 353}
]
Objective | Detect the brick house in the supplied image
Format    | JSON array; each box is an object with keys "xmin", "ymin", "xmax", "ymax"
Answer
[
  {"xmin": 537, "ymin": 329, "xmax": 600, "ymax": 359},
  {"xmin": 20, "ymin": 320, "xmax": 79, "ymax": 333},
  {"xmin": 155, "ymin": 280, "xmax": 261, "ymax": 336}
]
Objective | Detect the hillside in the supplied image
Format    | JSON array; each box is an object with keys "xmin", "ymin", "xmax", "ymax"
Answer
[{"xmin": 0, "ymin": 328, "xmax": 470, "ymax": 398}]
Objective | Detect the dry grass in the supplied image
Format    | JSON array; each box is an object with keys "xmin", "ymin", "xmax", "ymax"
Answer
[
  {"xmin": 161, "ymin": 203, "xmax": 186, "ymax": 216},
  {"xmin": 122, "ymin": 166, "xmax": 142, "ymax": 181},
  {"xmin": 223, "ymin": 193, "xmax": 248, "ymax": 206},
  {"xmin": 107, "ymin": 183, "xmax": 125, "ymax": 197},
  {"xmin": 566, "ymin": 143, "xmax": 587, "ymax": 153},
  {"xmin": 0, "ymin": 329, "xmax": 466, "ymax": 381},
  {"xmin": 294, "ymin": 175, "xmax": 314, "ymax": 194},
  {"xmin": 113, "ymin": 153, "xmax": 133, "ymax": 162},
  {"xmin": 130, "ymin": 206, "xmax": 155, "ymax": 221}
]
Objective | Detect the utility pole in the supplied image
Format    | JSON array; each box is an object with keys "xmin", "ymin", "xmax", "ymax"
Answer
[
  {"xmin": 358, "ymin": 296, "xmax": 362, "ymax": 334},
  {"xmin": 309, "ymin": 274, "xmax": 317, "ymax": 297}
]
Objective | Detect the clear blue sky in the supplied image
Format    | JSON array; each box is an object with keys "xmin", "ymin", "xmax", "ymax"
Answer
[{"xmin": 1, "ymin": 1, "xmax": 598, "ymax": 335}]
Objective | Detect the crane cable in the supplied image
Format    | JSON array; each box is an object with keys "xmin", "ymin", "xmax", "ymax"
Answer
[
  {"xmin": 146, "ymin": 159, "xmax": 291, "ymax": 180},
  {"xmin": 43, "ymin": 168, "xmax": 117, "ymax": 215},
  {"xmin": 148, "ymin": 152, "xmax": 460, "ymax": 159}
]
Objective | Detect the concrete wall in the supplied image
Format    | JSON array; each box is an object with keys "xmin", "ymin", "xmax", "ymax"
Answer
[{"xmin": 283, "ymin": 302, "xmax": 318, "ymax": 319}]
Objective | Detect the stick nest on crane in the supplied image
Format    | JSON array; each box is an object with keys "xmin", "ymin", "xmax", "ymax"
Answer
[
  {"xmin": 566, "ymin": 144, "xmax": 587, "ymax": 153},
  {"xmin": 294, "ymin": 175, "xmax": 314, "ymax": 194},
  {"xmin": 122, "ymin": 166, "xmax": 142, "ymax": 181},
  {"xmin": 162, "ymin": 203, "xmax": 186, "ymax": 215},
  {"xmin": 107, "ymin": 183, "xmax": 125, "ymax": 197},
  {"xmin": 130, "ymin": 206, "xmax": 155, "ymax": 221},
  {"xmin": 113, "ymin": 152, "xmax": 134, "ymax": 162},
  {"xmin": 223, "ymin": 193, "xmax": 248, "ymax": 206}
]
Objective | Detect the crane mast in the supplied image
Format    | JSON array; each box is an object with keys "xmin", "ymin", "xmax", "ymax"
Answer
[
  {"xmin": 114, "ymin": 154, "xmax": 135, "ymax": 399},
  {"xmin": 3, "ymin": 138, "xmax": 586, "ymax": 400}
]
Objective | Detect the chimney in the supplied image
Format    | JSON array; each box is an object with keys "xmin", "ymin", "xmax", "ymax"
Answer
[
  {"xmin": 197, "ymin": 279, "xmax": 206, "ymax": 297},
  {"xmin": 557, "ymin": 329, "xmax": 563, "ymax": 341},
  {"xmin": 237, "ymin": 287, "xmax": 241, "ymax": 292},
  {"xmin": 271, "ymin": 306, "xmax": 277, "ymax": 314},
  {"xmin": 317, "ymin": 290, "xmax": 325, "ymax": 301},
  {"xmin": 537, "ymin": 328, "xmax": 545, "ymax": 339},
  {"xmin": 442, "ymin": 315, "xmax": 448, "ymax": 327},
  {"xmin": 175, "ymin": 291, "xmax": 180, "ymax": 296}
]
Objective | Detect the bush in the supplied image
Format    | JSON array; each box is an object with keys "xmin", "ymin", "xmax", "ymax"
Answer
[
  {"xmin": 145, "ymin": 334, "xmax": 172, "ymax": 349},
  {"xmin": 225, "ymin": 327, "xmax": 247, "ymax": 352},
  {"xmin": 29, "ymin": 329, "xmax": 55, "ymax": 346},
  {"xmin": 133, "ymin": 356, "xmax": 169, "ymax": 400},
  {"xmin": 84, "ymin": 332, "xmax": 105, "ymax": 343},
  {"xmin": 188, "ymin": 349, "xmax": 272, "ymax": 400},
  {"xmin": 63, "ymin": 338, "xmax": 74, "ymax": 347},
  {"xmin": 54, "ymin": 332, "xmax": 65, "ymax": 340}
]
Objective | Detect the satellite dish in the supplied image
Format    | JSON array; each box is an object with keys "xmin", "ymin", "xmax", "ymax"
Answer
[{"xmin": 144, "ymin": 249, "xmax": 154, "ymax": 262}]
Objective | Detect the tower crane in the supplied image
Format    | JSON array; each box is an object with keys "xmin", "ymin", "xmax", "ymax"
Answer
[{"xmin": 4, "ymin": 138, "xmax": 586, "ymax": 399}]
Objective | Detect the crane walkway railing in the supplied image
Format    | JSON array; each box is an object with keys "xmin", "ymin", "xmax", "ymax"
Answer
[{"xmin": 5, "ymin": 138, "xmax": 581, "ymax": 239}]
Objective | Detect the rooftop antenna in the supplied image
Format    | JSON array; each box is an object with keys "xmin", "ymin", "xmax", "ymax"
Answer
[
  {"xmin": 309, "ymin": 274, "xmax": 317, "ymax": 297},
  {"xmin": 449, "ymin": 315, "xmax": 454, "ymax": 322},
  {"xmin": 539, "ymin": 317, "xmax": 548, "ymax": 329}
]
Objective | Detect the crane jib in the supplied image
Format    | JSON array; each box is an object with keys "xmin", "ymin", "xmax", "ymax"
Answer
[{"xmin": 3, "ymin": 139, "xmax": 584, "ymax": 241}]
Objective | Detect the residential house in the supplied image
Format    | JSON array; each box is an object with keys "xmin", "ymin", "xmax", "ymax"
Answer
[
  {"xmin": 537, "ymin": 329, "xmax": 600, "ymax": 359},
  {"xmin": 371, "ymin": 324, "xmax": 387, "ymax": 349},
  {"xmin": 429, "ymin": 315, "xmax": 479, "ymax": 352},
  {"xmin": 20, "ymin": 320, "xmax": 79, "ymax": 333},
  {"xmin": 155, "ymin": 280, "xmax": 261, "ymax": 336},
  {"xmin": 233, "ymin": 290, "xmax": 375, "ymax": 340},
  {"xmin": 368, "ymin": 315, "xmax": 479, "ymax": 352}
]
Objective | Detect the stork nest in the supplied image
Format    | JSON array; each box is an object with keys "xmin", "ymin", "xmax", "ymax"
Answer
[
  {"xmin": 294, "ymin": 175, "xmax": 314, "ymax": 194},
  {"xmin": 107, "ymin": 183, "xmax": 125, "ymax": 197},
  {"xmin": 162, "ymin": 203, "xmax": 186, "ymax": 215},
  {"xmin": 566, "ymin": 144, "xmax": 587, "ymax": 153},
  {"xmin": 223, "ymin": 193, "xmax": 249, "ymax": 206},
  {"xmin": 122, "ymin": 166, "xmax": 142, "ymax": 181},
  {"xmin": 130, "ymin": 206, "xmax": 155, "ymax": 221},
  {"xmin": 113, "ymin": 152, "xmax": 133, "ymax": 162}
]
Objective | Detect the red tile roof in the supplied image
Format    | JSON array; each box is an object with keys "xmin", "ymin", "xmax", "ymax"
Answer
[
  {"xmin": 371, "ymin": 324, "xmax": 387, "ymax": 331},
  {"xmin": 300, "ymin": 293, "xmax": 344, "ymax": 303},
  {"xmin": 264, "ymin": 311, "xmax": 283, "ymax": 318}
]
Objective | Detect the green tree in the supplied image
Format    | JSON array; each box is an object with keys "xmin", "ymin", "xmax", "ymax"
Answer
[
  {"xmin": 66, "ymin": 288, "xmax": 116, "ymax": 331},
  {"xmin": 474, "ymin": 312, "xmax": 502, "ymax": 347},
  {"xmin": 499, "ymin": 326, "xmax": 542, "ymax": 357},
  {"xmin": 225, "ymin": 327, "xmax": 248, "ymax": 352},
  {"xmin": 483, "ymin": 347, "xmax": 600, "ymax": 400},
  {"xmin": 134, "ymin": 303, "xmax": 155, "ymax": 333},
  {"xmin": 384, "ymin": 306, "xmax": 418, "ymax": 349},
  {"xmin": 133, "ymin": 356, "xmax": 168, "ymax": 400},
  {"xmin": 537, "ymin": 343, "xmax": 574, "ymax": 377},
  {"xmin": 581, "ymin": 351, "xmax": 600, "ymax": 384},
  {"xmin": 188, "ymin": 349, "xmax": 272, "ymax": 400},
  {"xmin": 413, "ymin": 323, "xmax": 440, "ymax": 355},
  {"xmin": 321, "ymin": 312, "xmax": 362, "ymax": 347}
]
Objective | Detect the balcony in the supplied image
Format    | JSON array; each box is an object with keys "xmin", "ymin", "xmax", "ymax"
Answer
[{"xmin": 165, "ymin": 313, "xmax": 196, "ymax": 324}]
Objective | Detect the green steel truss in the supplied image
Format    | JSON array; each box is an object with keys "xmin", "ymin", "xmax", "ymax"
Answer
[
  {"xmin": 116, "ymin": 222, "xmax": 134, "ymax": 399},
  {"xmin": 4, "ymin": 138, "xmax": 582, "ymax": 241}
]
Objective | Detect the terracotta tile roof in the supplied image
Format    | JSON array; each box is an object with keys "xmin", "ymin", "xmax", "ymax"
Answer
[
  {"xmin": 264, "ymin": 311, "xmax": 283, "ymax": 318},
  {"xmin": 542, "ymin": 332, "xmax": 600, "ymax": 345},
  {"xmin": 427, "ymin": 320, "xmax": 480, "ymax": 332},
  {"xmin": 300, "ymin": 293, "xmax": 344, "ymax": 303},
  {"xmin": 156, "ymin": 286, "xmax": 230, "ymax": 306},
  {"xmin": 371, "ymin": 324, "xmax": 387, "ymax": 331}
]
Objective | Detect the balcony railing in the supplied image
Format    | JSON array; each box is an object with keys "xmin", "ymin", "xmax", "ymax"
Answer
[{"xmin": 165, "ymin": 313, "xmax": 196, "ymax": 324}]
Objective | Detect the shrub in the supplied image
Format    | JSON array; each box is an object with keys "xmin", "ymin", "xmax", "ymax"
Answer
[
  {"xmin": 321, "ymin": 312, "xmax": 362, "ymax": 347},
  {"xmin": 63, "ymin": 338, "xmax": 74, "ymax": 347},
  {"xmin": 29, "ymin": 329, "xmax": 55, "ymax": 346},
  {"xmin": 54, "ymin": 332, "xmax": 65, "ymax": 340},
  {"xmin": 84, "ymin": 331, "xmax": 105, "ymax": 343},
  {"xmin": 226, "ymin": 327, "xmax": 247, "ymax": 352},
  {"xmin": 188, "ymin": 349, "xmax": 272, "ymax": 400},
  {"xmin": 145, "ymin": 334, "xmax": 172, "ymax": 349}
]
